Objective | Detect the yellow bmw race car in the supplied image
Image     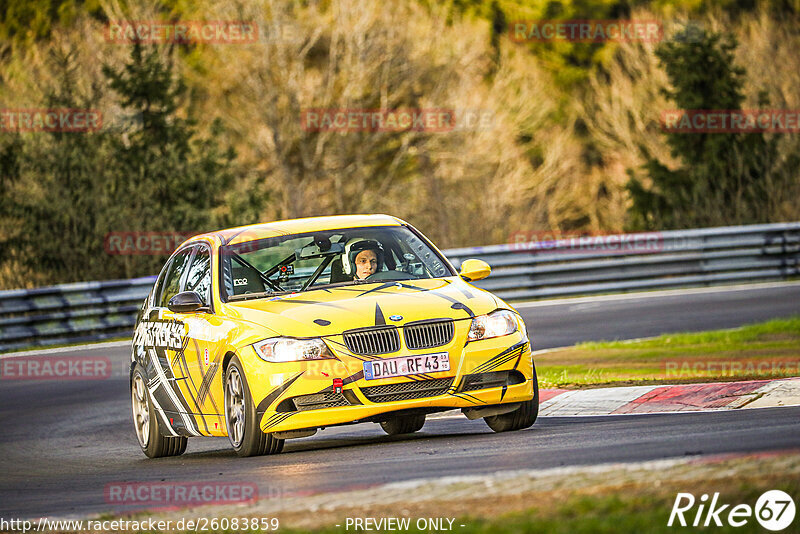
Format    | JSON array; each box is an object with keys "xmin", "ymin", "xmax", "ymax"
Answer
[{"xmin": 130, "ymin": 214, "xmax": 537, "ymax": 458}]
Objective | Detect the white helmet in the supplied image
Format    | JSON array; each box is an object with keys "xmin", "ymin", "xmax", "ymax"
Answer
[{"xmin": 342, "ymin": 239, "xmax": 385, "ymax": 276}]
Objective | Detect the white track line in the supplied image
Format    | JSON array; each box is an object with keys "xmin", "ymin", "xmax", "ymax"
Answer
[{"xmin": 429, "ymin": 403, "xmax": 800, "ymax": 420}]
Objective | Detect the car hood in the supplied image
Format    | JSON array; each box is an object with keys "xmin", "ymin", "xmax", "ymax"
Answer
[{"xmin": 223, "ymin": 277, "xmax": 502, "ymax": 337}]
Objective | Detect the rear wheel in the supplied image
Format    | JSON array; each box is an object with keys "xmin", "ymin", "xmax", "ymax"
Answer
[
  {"xmin": 225, "ymin": 356, "xmax": 284, "ymax": 457},
  {"xmin": 484, "ymin": 367, "xmax": 539, "ymax": 433},
  {"xmin": 131, "ymin": 364, "xmax": 188, "ymax": 458},
  {"xmin": 380, "ymin": 414, "xmax": 426, "ymax": 435}
]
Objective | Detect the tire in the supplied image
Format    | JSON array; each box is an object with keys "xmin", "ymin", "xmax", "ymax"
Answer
[
  {"xmin": 484, "ymin": 366, "xmax": 539, "ymax": 433},
  {"xmin": 131, "ymin": 364, "xmax": 188, "ymax": 458},
  {"xmin": 380, "ymin": 414, "xmax": 426, "ymax": 435},
  {"xmin": 225, "ymin": 356, "xmax": 285, "ymax": 457}
]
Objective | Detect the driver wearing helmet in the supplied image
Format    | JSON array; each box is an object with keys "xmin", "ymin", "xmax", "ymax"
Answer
[{"xmin": 343, "ymin": 239, "xmax": 385, "ymax": 280}]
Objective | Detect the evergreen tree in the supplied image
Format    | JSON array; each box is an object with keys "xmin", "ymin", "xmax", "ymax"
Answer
[
  {"xmin": 100, "ymin": 44, "xmax": 241, "ymax": 278},
  {"xmin": 627, "ymin": 28, "xmax": 780, "ymax": 230},
  {"xmin": 0, "ymin": 44, "xmax": 243, "ymax": 286},
  {"xmin": 0, "ymin": 47, "xmax": 107, "ymax": 284}
]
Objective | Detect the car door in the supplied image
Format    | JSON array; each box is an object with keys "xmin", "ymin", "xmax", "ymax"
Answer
[{"xmin": 140, "ymin": 246, "xmax": 204, "ymax": 437}]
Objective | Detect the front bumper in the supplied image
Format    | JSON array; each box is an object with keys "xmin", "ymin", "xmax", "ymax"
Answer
[{"xmin": 245, "ymin": 328, "xmax": 535, "ymax": 433}]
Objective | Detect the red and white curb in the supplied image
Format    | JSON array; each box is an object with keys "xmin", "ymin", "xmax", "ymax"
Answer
[{"xmin": 538, "ymin": 377, "xmax": 800, "ymax": 416}]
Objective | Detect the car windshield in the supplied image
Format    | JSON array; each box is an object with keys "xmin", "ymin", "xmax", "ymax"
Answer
[{"xmin": 220, "ymin": 225, "xmax": 453, "ymax": 300}]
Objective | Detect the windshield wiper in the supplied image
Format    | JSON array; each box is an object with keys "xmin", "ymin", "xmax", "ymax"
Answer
[
  {"xmin": 227, "ymin": 290, "xmax": 294, "ymax": 302},
  {"xmin": 303, "ymin": 280, "xmax": 363, "ymax": 291}
]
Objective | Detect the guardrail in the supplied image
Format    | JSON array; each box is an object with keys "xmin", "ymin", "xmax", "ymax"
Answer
[
  {"xmin": 445, "ymin": 222, "xmax": 800, "ymax": 300},
  {"xmin": 1, "ymin": 222, "xmax": 798, "ymax": 353},
  {"xmin": 0, "ymin": 277, "xmax": 156, "ymax": 353}
]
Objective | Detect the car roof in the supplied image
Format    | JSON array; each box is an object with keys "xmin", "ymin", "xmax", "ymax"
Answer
[{"xmin": 186, "ymin": 214, "xmax": 406, "ymax": 247}]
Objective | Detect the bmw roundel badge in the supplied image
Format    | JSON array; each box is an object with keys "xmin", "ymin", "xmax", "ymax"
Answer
[{"xmin": 389, "ymin": 315, "xmax": 403, "ymax": 322}]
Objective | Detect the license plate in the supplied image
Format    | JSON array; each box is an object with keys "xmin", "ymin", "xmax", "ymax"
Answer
[{"xmin": 363, "ymin": 352, "xmax": 450, "ymax": 380}]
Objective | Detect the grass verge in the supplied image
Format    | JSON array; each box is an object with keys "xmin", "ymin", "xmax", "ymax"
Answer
[{"xmin": 536, "ymin": 316, "xmax": 800, "ymax": 388}]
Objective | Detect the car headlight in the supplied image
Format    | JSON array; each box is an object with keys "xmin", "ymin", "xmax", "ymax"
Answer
[
  {"xmin": 253, "ymin": 337, "xmax": 334, "ymax": 363},
  {"xmin": 468, "ymin": 310, "xmax": 518, "ymax": 342}
]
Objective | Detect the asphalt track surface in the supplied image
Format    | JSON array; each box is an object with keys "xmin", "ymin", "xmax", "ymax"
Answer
[{"xmin": 1, "ymin": 283, "xmax": 799, "ymax": 519}]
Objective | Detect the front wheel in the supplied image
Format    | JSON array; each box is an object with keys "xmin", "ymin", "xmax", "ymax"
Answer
[
  {"xmin": 131, "ymin": 364, "xmax": 187, "ymax": 458},
  {"xmin": 225, "ymin": 356, "xmax": 284, "ymax": 457},
  {"xmin": 484, "ymin": 370, "xmax": 539, "ymax": 433},
  {"xmin": 380, "ymin": 414, "xmax": 426, "ymax": 435}
]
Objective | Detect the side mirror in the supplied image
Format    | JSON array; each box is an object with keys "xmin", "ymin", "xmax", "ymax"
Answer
[
  {"xmin": 168, "ymin": 291, "xmax": 207, "ymax": 313},
  {"xmin": 459, "ymin": 259, "xmax": 491, "ymax": 282}
]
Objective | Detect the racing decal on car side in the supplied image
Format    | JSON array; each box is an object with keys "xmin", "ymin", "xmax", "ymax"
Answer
[
  {"xmin": 446, "ymin": 382, "xmax": 485, "ymax": 405},
  {"xmin": 165, "ymin": 339, "xmax": 213, "ymax": 435},
  {"xmin": 139, "ymin": 370, "xmax": 178, "ymax": 436},
  {"xmin": 512, "ymin": 346, "xmax": 525, "ymax": 370},
  {"xmin": 443, "ymin": 341, "xmax": 531, "ymax": 405},
  {"xmin": 132, "ymin": 319, "xmax": 184, "ymax": 350},
  {"xmin": 262, "ymin": 411, "xmax": 297, "ymax": 430},
  {"xmin": 133, "ymin": 318, "xmax": 205, "ymax": 437},
  {"xmin": 175, "ymin": 337, "xmax": 222, "ymax": 434},
  {"xmin": 255, "ymin": 371, "xmax": 305, "ymax": 417},
  {"xmin": 470, "ymin": 341, "xmax": 529, "ymax": 375},
  {"xmin": 195, "ymin": 349, "xmax": 220, "ymax": 407},
  {"xmin": 146, "ymin": 346, "xmax": 202, "ymax": 437}
]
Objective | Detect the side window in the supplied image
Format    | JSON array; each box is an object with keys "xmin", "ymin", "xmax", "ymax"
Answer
[
  {"xmin": 185, "ymin": 246, "xmax": 212, "ymax": 306},
  {"xmin": 158, "ymin": 248, "xmax": 193, "ymax": 308},
  {"xmin": 150, "ymin": 264, "xmax": 169, "ymax": 308}
]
